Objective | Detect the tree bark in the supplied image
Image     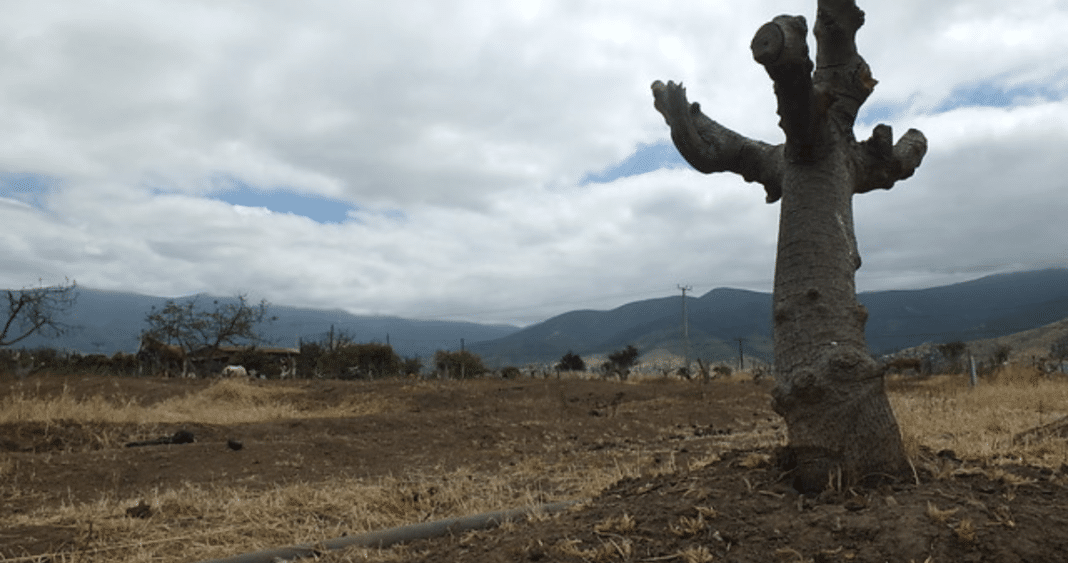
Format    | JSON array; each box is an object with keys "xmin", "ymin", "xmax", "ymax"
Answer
[
  {"xmin": 772, "ymin": 149, "xmax": 907, "ymax": 492},
  {"xmin": 653, "ymin": 0, "xmax": 927, "ymax": 492}
]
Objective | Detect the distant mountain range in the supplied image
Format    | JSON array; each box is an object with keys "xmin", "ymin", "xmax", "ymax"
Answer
[
  {"xmin": 469, "ymin": 268, "xmax": 1068, "ymax": 367},
  {"xmin": 5, "ymin": 268, "xmax": 1068, "ymax": 368},
  {"xmin": 469, "ymin": 287, "xmax": 774, "ymax": 368},
  {"xmin": 6, "ymin": 289, "xmax": 518, "ymax": 359},
  {"xmin": 861, "ymin": 269, "xmax": 1068, "ymax": 355}
]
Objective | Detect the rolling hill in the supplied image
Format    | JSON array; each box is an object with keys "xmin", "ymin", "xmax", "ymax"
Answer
[
  {"xmin": 470, "ymin": 268, "xmax": 1068, "ymax": 367},
  {"xmin": 5, "ymin": 268, "xmax": 1068, "ymax": 368},
  {"xmin": 5, "ymin": 289, "xmax": 519, "ymax": 360}
]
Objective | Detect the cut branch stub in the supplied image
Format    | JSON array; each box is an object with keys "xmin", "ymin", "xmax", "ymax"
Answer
[
  {"xmin": 751, "ymin": 21, "xmax": 784, "ymax": 65},
  {"xmin": 855, "ymin": 125, "xmax": 928, "ymax": 194},
  {"xmin": 813, "ymin": 0, "xmax": 865, "ymax": 68},
  {"xmin": 751, "ymin": 15, "xmax": 810, "ymax": 69},
  {"xmin": 812, "ymin": 0, "xmax": 875, "ymax": 132},
  {"xmin": 752, "ymin": 15, "xmax": 817, "ymax": 161},
  {"xmin": 651, "ymin": 80, "xmax": 718, "ymax": 174}
]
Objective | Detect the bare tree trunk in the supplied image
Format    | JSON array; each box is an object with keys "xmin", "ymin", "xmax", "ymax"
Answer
[
  {"xmin": 653, "ymin": 0, "xmax": 926, "ymax": 492},
  {"xmin": 772, "ymin": 151, "xmax": 906, "ymax": 491}
]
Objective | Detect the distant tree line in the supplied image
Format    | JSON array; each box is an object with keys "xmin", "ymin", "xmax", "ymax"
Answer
[
  {"xmin": 6, "ymin": 278, "xmax": 1068, "ymax": 383},
  {"xmin": 0, "ymin": 280, "xmax": 655, "ymax": 382}
]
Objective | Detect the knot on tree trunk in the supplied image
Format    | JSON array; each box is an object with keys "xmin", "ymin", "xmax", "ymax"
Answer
[
  {"xmin": 772, "ymin": 346, "xmax": 906, "ymax": 493},
  {"xmin": 777, "ymin": 385, "xmax": 907, "ymax": 492},
  {"xmin": 826, "ymin": 345, "xmax": 878, "ymax": 382},
  {"xmin": 773, "ymin": 345, "xmax": 879, "ymax": 413}
]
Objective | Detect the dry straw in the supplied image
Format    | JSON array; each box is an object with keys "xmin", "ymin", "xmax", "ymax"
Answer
[
  {"xmin": 4, "ymin": 369, "xmax": 1068, "ymax": 562},
  {"xmin": 0, "ymin": 378, "xmax": 397, "ymax": 425},
  {"xmin": 891, "ymin": 366, "xmax": 1068, "ymax": 466}
]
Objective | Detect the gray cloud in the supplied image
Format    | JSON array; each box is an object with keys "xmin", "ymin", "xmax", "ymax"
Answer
[{"xmin": 0, "ymin": 1, "xmax": 1063, "ymax": 326}]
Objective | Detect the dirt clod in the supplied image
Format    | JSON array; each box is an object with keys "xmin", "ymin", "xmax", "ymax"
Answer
[{"xmin": 125, "ymin": 500, "xmax": 153, "ymax": 519}]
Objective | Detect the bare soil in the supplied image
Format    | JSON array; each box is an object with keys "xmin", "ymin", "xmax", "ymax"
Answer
[
  {"xmin": 3, "ymin": 374, "xmax": 1068, "ymax": 562},
  {"xmin": 395, "ymin": 449, "xmax": 1068, "ymax": 563}
]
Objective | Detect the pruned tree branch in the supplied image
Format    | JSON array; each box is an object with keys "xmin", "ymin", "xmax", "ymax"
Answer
[
  {"xmin": 653, "ymin": 0, "xmax": 925, "ymax": 206},
  {"xmin": 752, "ymin": 15, "xmax": 817, "ymax": 159},
  {"xmin": 856, "ymin": 125, "xmax": 928, "ymax": 194},
  {"xmin": 812, "ymin": 0, "xmax": 877, "ymax": 132},
  {"xmin": 651, "ymin": 80, "xmax": 785, "ymax": 203},
  {"xmin": 814, "ymin": 0, "xmax": 866, "ymax": 68}
]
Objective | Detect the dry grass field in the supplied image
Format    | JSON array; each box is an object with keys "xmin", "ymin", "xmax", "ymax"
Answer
[{"xmin": 2, "ymin": 367, "xmax": 1067, "ymax": 562}]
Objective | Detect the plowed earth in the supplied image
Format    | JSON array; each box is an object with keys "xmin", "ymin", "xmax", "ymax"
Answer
[{"xmin": 3, "ymin": 374, "xmax": 1068, "ymax": 562}]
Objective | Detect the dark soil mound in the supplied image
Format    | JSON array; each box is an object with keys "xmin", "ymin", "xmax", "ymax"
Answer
[{"xmin": 397, "ymin": 448, "xmax": 1068, "ymax": 563}]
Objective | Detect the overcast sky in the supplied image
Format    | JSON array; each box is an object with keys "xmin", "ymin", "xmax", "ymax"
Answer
[{"xmin": 0, "ymin": 1, "xmax": 1065, "ymax": 327}]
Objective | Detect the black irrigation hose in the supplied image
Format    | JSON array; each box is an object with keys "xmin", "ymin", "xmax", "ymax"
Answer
[{"xmin": 194, "ymin": 499, "xmax": 584, "ymax": 563}]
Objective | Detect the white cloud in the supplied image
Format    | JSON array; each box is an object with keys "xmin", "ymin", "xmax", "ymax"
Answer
[
  {"xmin": 0, "ymin": 0, "xmax": 1064, "ymax": 327},
  {"xmin": 855, "ymin": 99, "xmax": 1068, "ymax": 290}
]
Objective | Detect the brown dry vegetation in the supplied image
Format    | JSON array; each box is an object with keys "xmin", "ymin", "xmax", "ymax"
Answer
[
  {"xmin": 891, "ymin": 365, "xmax": 1068, "ymax": 465},
  {"xmin": 2, "ymin": 367, "xmax": 1067, "ymax": 562}
]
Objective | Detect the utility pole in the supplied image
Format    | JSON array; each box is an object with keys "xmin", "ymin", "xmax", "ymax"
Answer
[
  {"xmin": 678, "ymin": 285, "xmax": 692, "ymax": 376},
  {"xmin": 735, "ymin": 337, "xmax": 746, "ymax": 371}
]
